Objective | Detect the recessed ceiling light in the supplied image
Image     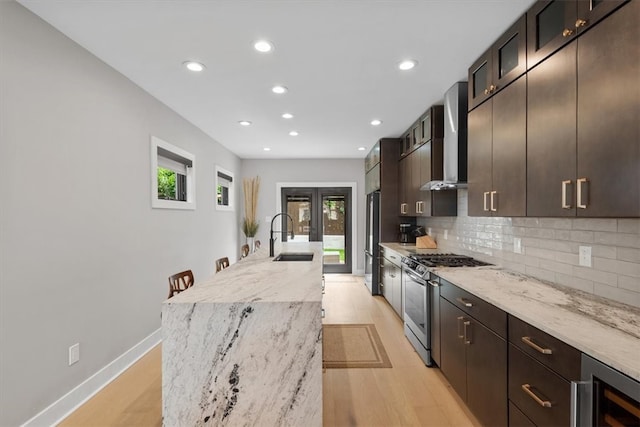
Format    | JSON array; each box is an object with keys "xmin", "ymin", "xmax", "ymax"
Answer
[
  {"xmin": 183, "ymin": 61, "xmax": 205, "ymax": 72},
  {"xmin": 282, "ymin": 113, "xmax": 294, "ymax": 119},
  {"xmin": 289, "ymin": 131, "xmax": 299, "ymax": 136},
  {"xmin": 272, "ymin": 85, "xmax": 288, "ymax": 94},
  {"xmin": 370, "ymin": 119, "xmax": 382, "ymax": 126},
  {"xmin": 398, "ymin": 59, "xmax": 418, "ymax": 71},
  {"xmin": 358, "ymin": 147, "xmax": 366, "ymax": 151},
  {"xmin": 263, "ymin": 147, "xmax": 271, "ymax": 151},
  {"xmin": 254, "ymin": 40, "xmax": 274, "ymax": 53},
  {"xmin": 238, "ymin": 120, "xmax": 252, "ymax": 126}
]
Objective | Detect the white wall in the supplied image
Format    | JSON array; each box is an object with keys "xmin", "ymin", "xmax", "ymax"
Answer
[
  {"xmin": 0, "ymin": 2, "xmax": 241, "ymax": 425},
  {"xmin": 241, "ymin": 159, "xmax": 365, "ymax": 272}
]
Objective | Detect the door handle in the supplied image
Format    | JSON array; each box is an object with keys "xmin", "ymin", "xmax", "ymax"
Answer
[
  {"xmin": 562, "ymin": 180, "xmax": 572, "ymax": 209},
  {"xmin": 483, "ymin": 192, "xmax": 490, "ymax": 211},
  {"xmin": 522, "ymin": 384, "xmax": 553, "ymax": 408},
  {"xmin": 456, "ymin": 297, "xmax": 473, "ymax": 308},
  {"xmin": 463, "ymin": 321, "xmax": 472, "ymax": 344},
  {"xmin": 577, "ymin": 178, "xmax": 588, "ymax": 209},
  {"xmin": 457, "ymin": 316, "xmax": 465, "ymax": 339},
  {"xmin": 522, "ymin": 336, "xmax": 553, "ymax": 355}
]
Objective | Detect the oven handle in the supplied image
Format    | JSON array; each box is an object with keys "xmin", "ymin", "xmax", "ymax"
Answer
[{"xmin": 403, "ymin": 268, "xmax": 427, "ymax": 285}]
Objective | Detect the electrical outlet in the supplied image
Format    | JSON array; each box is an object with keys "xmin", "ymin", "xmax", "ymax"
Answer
[
  {"xmin": 69, "ymin": 343, "xmax": 80, "ymax": 366},
  {"xmin": 428, "ymin": 227, "xmax": 432, "ymax": 236},
  {"xmin": 514, "ymin": 237, "xmax": 522, "ymax": 254},
  {"xmin": 579, "ymin": 246, "xmax": 592, "ymax": 267},
  {"xmin": 444, "ymin": 230, "xmax": 448, "ymax": 240}
]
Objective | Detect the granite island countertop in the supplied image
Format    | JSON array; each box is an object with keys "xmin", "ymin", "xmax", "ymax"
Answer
[
  {"xmin": 433, "ymin": 266, "xmax": 640, "ymax": 382},
  {"xmin": 162, "ymin": 242, "xmax": 323, "ymax": 426}
]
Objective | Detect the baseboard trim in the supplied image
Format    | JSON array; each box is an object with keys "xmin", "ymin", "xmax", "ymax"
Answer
[{"xmin": 21, "ymin": 328, "xmax": 162, "ymax": 427}]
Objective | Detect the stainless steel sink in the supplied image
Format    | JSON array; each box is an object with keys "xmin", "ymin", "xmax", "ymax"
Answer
[{"xmin": 273, "ymin": 252, "xmax": 314, "ymax": 262}]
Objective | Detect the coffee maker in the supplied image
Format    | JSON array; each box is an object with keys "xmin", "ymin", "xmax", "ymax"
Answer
[{"xmin": 399, "ymin": 223, "xmax": 413, "ymax": 245}]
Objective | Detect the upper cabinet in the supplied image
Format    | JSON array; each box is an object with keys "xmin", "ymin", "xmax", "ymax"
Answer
[
  {"xmin": 399, "ymin": 106, "xmax": 456, "ymax": 217},
  {"xmin": 468, "ymin": 76, "xmax": 527, "ymax": 217},
  {"xmin": 468, "ymin": 15, "xmax": 527, "ymax": 111},
  {"xmin": 527, "ymin": 0, "xmax": 639, "ymax": 217},
  {"xmin": 526, "ymin": 0, "xmax": 629, "ymax": 70},
  {"xmin": 468, "ymin": 0, "xmax": 638, "ymax": 218}
]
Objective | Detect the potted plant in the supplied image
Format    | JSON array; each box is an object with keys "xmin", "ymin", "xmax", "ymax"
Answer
[{"xmin": 242, "ymin": 176, "xmax": 260, "ymax": 252}]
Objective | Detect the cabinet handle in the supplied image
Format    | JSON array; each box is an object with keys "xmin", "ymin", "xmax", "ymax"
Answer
[
  {"xmin": 521, "ymin": 384, "xmax": 553, "ymax": 408},
  {"xmin": 427, "ymin": 280, "xmax": 439, "ymax": 287},
  {"xmin": 489, "ymin": 84, "xmax": 496, "ymax": 93},
  {"xmin": 490, "ymin": 191, "xmax": 497, "ymax": 212},
  {"xmin": 457, "ymin": 316, "xmax": 465, "ymax": 338},
  {"xmin": 483, "ymin": 192, "xmax": 490, "ymax": 211},
  {"xmin": 484, "ymin": 88, "xmax": 490, "ymax": 95},
  {"xmin": 562, "ymin": 180, "xmax": 572, "ymax": 209},
  {"xmin": 416, "ymin": 201, "xmax": 421, "ymax": 214},
  {"xmin": 321, "ymin": 308, "xmax": 325, "ymax": 318},
  {"xmin": 521, "ymin": 336, "xmax": 553, "ymax": 355},
  {"xmin": 389, "ymin": 255, "xmax": 396, "ymax": 259},
  {"xmin": 577, "ymin": 178, "xmax": 588, "ymax": 209},
  {"xmin": 456, "ymin": 297, "xmax": 473, "ymax": 308},
  {"xmin": 575, "ymin": 18, "xmax": 588, "ymax": 28},
  {"xmin": 401, "ymin": 203, "xmax": 407, "ymax": 214},
  {"xmin": 562, "ymin": 28, "xmax": 574, "ymax": 37},
  {"xmin": 463, "ymin": 321, "xmax": 472, "ymax": 344}
]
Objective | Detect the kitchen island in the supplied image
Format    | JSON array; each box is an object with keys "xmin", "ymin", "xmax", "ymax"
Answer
[{"xmin": 161, "ymin": 242, "xmax": 323, "ymax": 426}]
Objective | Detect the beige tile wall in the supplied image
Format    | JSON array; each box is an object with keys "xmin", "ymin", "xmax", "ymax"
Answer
[{"xmin": 417, "ymin": 190, "xmax": 640, "ymax": 308}]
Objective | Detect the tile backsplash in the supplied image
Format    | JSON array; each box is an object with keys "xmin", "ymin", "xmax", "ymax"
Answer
[{"xmin": 417, "ymin": 190, "xmax": 640, "ymax": 308}]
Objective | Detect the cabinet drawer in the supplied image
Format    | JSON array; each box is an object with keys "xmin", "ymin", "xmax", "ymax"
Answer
[
  {"xmin": 440, "ymin": 278, "xmax": 507, "ymax": 338},
  {"xmin": 509, "ymin": 401, "xmax": 535, "ymax": 427},
  {"xmin": 509, "ymin": 344, "xmax": 571, "ymax": 427},
  {"xmin": 509, "ymin": 315, "xmax": 581, "ymax": 380}
]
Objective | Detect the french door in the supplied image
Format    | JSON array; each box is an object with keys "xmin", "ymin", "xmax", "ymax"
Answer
[{"xmin": 281, "ymin": 187, "xmax": 352, "ymax": 274}]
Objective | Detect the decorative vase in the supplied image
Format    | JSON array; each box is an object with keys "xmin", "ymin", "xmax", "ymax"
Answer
[{"xmin": 247, "ymin": 237, "xmax": 255, "ymax": 253}]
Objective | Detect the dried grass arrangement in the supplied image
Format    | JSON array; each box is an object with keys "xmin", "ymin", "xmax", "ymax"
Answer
[{"xmin": 242, "ymin": 176, "xmax": 260, "ymax": 237}]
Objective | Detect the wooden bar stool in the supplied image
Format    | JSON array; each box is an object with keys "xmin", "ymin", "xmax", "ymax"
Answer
[
  {"xmin": 168, "ymin": 270, "xmax": 194, "ymax": 298},
  {"xmin": 240, "ymin": 244, "xmax": 250, "ymax": 258},
  {"xmin": 215, "ymin": 257, "xmax": 230, "ymax": 273}
]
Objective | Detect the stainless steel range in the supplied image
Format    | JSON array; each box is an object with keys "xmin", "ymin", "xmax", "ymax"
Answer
[{"xmin": 402, "ymin": 253, "xmax": 491, "ymax": 366}]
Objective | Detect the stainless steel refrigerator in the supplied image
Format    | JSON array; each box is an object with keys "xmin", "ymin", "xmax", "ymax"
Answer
[{"xmin": 364, "ymin": 191, "xmax": 380, "ymax": 294}]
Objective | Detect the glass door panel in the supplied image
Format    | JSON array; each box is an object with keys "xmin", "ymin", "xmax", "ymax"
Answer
[
  {"xmin": 322, "ymin": 194, "xmax": 345, "ymax": 266},
  {"xmin": 285, "ymin": 193, "xmax": 311, "ymax": 242},
  {"xmin": 282, "ymin": 187, "xmax": 351, "ymax": 274}
]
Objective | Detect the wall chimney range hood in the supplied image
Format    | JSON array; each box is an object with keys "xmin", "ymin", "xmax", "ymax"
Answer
[{"xmin": 423, "ymin": 82, "xmax": 468, "ymax": 190}]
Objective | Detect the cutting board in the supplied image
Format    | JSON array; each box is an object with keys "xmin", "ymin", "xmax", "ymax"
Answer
[{"xmin": 416, "ymin": 235, "xmax": 437, "ymax": 249}]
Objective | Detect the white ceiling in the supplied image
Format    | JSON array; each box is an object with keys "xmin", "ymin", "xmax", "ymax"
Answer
[{"xmin": 18, "ymin": 0, "xmax": 534, "ymax": 159}]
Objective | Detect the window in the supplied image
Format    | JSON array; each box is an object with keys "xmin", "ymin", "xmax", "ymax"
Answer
[
  {"xmin": 216, "ymin": 166, "xmax": 234, "ymax": 211},
  {"xmin": 151, "ymin": 136, "xmax": 195, "ymax": 210}
]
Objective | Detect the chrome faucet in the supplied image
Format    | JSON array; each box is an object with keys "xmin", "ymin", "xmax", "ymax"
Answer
[{"xmin": 269, "ymin": 213, "xmax": 295, "ymax": 257}]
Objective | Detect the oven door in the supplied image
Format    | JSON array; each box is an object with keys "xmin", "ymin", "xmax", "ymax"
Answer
[{"xmin": 402, "ymin": 266, "xmax": 431, "ymax": 365}]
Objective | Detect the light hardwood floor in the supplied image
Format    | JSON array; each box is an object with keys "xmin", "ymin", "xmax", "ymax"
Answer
[{"xmin": 60, "ymin": 274, "xmax": 478, "ymax": 426}]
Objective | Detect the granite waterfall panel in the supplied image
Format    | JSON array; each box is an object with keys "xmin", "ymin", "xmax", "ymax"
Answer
[{"xmin": 162, "ymin": 300, "xmax": 322, "ymax": 426}]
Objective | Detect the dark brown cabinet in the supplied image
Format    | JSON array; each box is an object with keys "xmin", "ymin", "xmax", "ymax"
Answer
[
  {"xmin": 469, "ymin": 15, "xmax": 527, "ymax": 111},
  {"xmin": 440, "ymin": 297, "xmax": 508, "ymax": 427},
  {"xmin": 526, "ymin": 0, "xmax": 628, "ymax": 70},
  {"xmin": 528, "ymin": 1, "xmax": 639, "ymax": 217},
  {"xmin": 507, "ymin": 315, "xmax": 582, "ymax": 427},
  {"xmin": 468, "ymin": 75, "xmax": 526, "ymax": 217},
  {"xmin": 400, "ymin": 106, "xmax": 455, "ymax": 217}
]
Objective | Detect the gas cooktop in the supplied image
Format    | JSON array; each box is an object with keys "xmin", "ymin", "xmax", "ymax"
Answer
[{"xmin": 406, "ymin": 253, "xmax": 492, "ymax": 268}]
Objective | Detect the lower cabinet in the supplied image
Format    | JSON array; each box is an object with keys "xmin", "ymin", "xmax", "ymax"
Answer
[
  {"xmin": 380, "ymin": 249, "xmax": 402, "ymax": 318},
  {"xmin": 440, "ymin": 297, "xmax": 508, "ymax": 427},
  {"xmin": 507, "ymin": 315, "xmax": 581, "ymax": 426}
]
